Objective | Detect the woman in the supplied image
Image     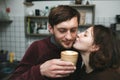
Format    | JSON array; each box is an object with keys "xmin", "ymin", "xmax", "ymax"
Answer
[{"xmin": 73, "ymin": 25, "xmax": 120, "ymax": 80}]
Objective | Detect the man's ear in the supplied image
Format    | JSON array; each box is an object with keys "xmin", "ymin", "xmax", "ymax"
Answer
[
  {"xmin": 48, "ymin": 24, "xmax": 54, "ymax": 34},
  {"xmin": 91, "ymin": 44, "xmax": 99, "ymax": 52}
]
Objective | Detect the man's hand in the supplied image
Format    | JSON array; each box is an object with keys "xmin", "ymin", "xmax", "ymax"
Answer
[{"xmin": 40, "ymin": 59, "xmax": 76, "ymax": 78}]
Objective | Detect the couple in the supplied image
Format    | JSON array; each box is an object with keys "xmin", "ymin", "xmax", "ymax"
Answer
[{"xmin": 9, "ymin": 5, "xmax": 120, "ymax": 80}]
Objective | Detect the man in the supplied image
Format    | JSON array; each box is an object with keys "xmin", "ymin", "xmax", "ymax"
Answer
[{"xmin": 9, "ymin": 5, "xmax": 82, "ymax": 80}]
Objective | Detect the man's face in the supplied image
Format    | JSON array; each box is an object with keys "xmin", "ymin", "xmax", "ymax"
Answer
[{"xmin": 49, "ymin": 17, "xmax": 79, "ymax": 49}]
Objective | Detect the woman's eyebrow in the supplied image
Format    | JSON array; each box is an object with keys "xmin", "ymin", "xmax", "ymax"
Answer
[{"xmin": 84, "ymin": 30, "xmax": 88, "ymax": 34}]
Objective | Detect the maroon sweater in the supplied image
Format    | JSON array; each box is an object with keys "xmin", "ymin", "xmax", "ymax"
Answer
[{"xmin": 9, "ymin": 37, "xmax": 82, "ymax": 80}]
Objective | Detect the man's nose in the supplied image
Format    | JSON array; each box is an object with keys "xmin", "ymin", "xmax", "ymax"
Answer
[
  {"xmin": 76, "ymin": 34, "xmax": 79, "ymax": 38},
  {"xmin": 65, "ymin": 31, "xmax": 72, "ymax": 40}
]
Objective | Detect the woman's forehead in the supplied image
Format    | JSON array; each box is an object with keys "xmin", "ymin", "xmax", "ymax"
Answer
[{"xmin": 87, "ymin": 27, "xmax": 94, "ymax": 37}]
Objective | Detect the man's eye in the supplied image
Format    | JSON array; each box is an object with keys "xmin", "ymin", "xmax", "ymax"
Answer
[
  {"xmin": 59, "ymin": 29, "xmax": 67, "ymax": 33},
  {"xmin": 71, "ymin": 29, "xmax": 77, "ymax": 33}
]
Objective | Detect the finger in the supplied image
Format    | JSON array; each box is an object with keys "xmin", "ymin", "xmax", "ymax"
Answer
[
  {"xmin": 52, "ymin": 59, "xmax": 74, "ymax": 66},
  {"xmin": 51, "ymin": 64, "xmax": 76, "ymax": 71},
  {"xmin": 53, "ymin": 70, "xmax": 75, "ymax": 75},
  {"xmin": 58, "ymin": 60, "xmax": 75, "ymax": 66},
  {"xmin": 48, "ymin": 70, "xmax": 70, "ymax": 78},
  {"xmin": 55, "ymin": 74, "xmax": 70, "ymax": 78},
  {"xmin": 51, "ymin": 73, "xmax": 70, "ymax": 78}
]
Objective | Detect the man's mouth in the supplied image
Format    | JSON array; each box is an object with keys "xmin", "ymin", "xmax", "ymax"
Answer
[{"xmin": 64, "ymin": 41, "xmax": 73, "ymax": 45}]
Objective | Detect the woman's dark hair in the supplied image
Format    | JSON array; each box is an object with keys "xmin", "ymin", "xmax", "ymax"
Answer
[
  {"xmin": 48, "ymin": 5, "xmax": 80, "ymax": 27},
  {"xmin": 89, "ymin": 25, "xmax": 120, "ymax": 70}
]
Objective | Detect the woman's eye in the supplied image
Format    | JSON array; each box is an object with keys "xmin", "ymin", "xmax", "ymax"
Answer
[
  {"xmin": 83, "ymin": 31, "xmax": 88, "ymax": 37},
  {"xmin": 84, "ymin": 34, "xmax": 87, "ymax": 37}
]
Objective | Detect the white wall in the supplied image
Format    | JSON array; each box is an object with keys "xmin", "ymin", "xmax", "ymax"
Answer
[
  {"xmin": 24, "ymin": 0, "xmax": 120, "ymax": 26},
  {"xmin": 93, "ymin": 1, "xmax": 120, "ymax": 17},
  {"xmin": 1, "ymin": 0, "xmax": 120, "ymax": 24},
  {"xmin": 25, "ymin": 1, "xmax": 120, "ymax": 17},
  {"xmin": 1, "ymin": 0, "xmax": 120, "ymax": 18},
  {"xmin": 7, "ymin": 0, "xmax": 25, "ymax": 16}
]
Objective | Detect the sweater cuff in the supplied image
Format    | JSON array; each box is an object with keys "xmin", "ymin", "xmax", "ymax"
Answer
[{"xmin": 32, "ymin": 64, "xmax": 46, "ymax": 80}]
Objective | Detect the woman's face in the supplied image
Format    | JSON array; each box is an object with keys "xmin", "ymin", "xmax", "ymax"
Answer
[{"xmin": 73, "ymin": 27, "xmax": 95, "ymax": 52}]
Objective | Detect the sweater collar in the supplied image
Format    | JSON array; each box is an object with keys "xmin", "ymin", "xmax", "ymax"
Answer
[
  {"xmin": 50, "ymin": 36, "xmax": 74, "ymax": 51},
  {"xmin": 50, "ymin": 36, "xmax": 64, "ymax": 50}
]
